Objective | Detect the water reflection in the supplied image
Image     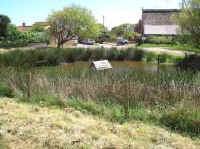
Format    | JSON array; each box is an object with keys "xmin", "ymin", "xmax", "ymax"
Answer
[{"xmin": 64, "ymin": 61, "xmax": 175, "ymax": 73}]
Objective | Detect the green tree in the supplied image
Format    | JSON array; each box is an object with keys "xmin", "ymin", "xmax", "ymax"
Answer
[
  {"xmin": 31, "ymin": 24, "xmax": 45, "ymax": 32},
  {"xmin": 0, "ymin": 15, "xmax": 11, "ymax": 39},
  {"xmin": 78, "ymin": 23, "xmax": 102, "ymax": 40},
  {"xmin": 7, "ymin": 24, "xmax": 22, "ymax": 41},
  {"xmin": 95, "ymin": 23, "xmax": 110, "ymax": 42},
  {"xmin": 175, "ymin": 0, "xmax": 200, "ymax": 47},
  {"xmin": 111, "ymin": 23, "xmax": 135, "ymax": 40},
  {"xmin": 47, "ymin": 5, "xmax": 97, "ymax": 48}
]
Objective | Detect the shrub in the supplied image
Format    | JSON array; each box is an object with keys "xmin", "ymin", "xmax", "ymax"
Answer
[
  {"xmin": 0, "ymin": 24, "xmax": 47, "ymax": 48},
  {"xmin": 0, "ymin": 82, "xmax": 14, "ymax": 98},
  {"xmin": 143, "ymin": 52, "xmax": 157, "ymax": 62},
  {"xmin": 160, "ymin": 109, "xmax": 200, "ymax": 136},
  {"xmin": 20, "ymin": 95, "xmax": 67, "ymax": 108},
  {"xmin": 177, "ymin": 54, "xmax": 200, "ymax": 71},
  {"xmin": 145, "ymin": 36, "xmax": 173, "ymax": 44}
]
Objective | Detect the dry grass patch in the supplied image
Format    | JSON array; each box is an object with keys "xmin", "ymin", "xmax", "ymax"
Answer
[{"xmin": 0, "ymin": 98, "xmax": 199, "ymax": 149}]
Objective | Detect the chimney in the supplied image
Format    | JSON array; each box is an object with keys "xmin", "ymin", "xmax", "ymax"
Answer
[{"xmin": 22, "ymin": 22, "xmax": 26, "ymax": 27}]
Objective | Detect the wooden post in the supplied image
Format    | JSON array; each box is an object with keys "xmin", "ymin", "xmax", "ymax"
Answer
[
  {"xmin": 27, "ymin": 72, "xmax": 32, "ymax": 98},
  {"xmin": 157, "ymin": 55, "xmax": 160, "ymax": 73}
]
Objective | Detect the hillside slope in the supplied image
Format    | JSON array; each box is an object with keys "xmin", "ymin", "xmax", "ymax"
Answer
[{"xmin": 0, "ymin": 98, "xmax": 199, "ymax": 149}]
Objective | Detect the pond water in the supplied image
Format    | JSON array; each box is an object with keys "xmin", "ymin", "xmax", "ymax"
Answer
[{"xmin": 61, "ymin": 61, "xmax": 176, "ymax": 73}]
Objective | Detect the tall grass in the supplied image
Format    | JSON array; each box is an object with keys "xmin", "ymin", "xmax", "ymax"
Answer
[
  {"xmin": 0, "ymin": 47, "xmax": 183, "ymax": 67},
  {"xmin": 0, "ymin": 137, "xmax": 9, "ymax": 149},
  {"xmin": 0, "ymin": 66, "xmax": 200, "ymax": 136}
]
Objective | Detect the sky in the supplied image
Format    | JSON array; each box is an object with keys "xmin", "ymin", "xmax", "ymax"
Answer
[{"xmin": 1, "ymin": 0, "xmax": 181, "ymax": 29}]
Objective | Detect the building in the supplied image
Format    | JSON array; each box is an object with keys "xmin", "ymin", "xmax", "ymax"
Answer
[
  {"xmin": 17, "ymin": 22, "xmax": 49, "ymax": 32},
  {"xmin": 141, "ymin": 9, "xmax": 180, "ymax": 36},
  {"xmin": 33, "ymin": 22, "xmax": 49, "ymax": 29},
  {"xmin": 17, "ymin": 22, "xmax": 32, "ymax": 32}
]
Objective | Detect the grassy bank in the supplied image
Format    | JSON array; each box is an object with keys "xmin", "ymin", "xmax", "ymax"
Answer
[
  {"xmin": 1, "ymin": 99, "xmax": 199, "ymax": 149},
  {"xmin": 139, "ymin": 43, "xmax": 200, "ymax": 53},
  {"xmin": 0, "ymin": 47, "xmax": 183, "ymax": 67},
  {"xmin": 0, "ymin": 66, "xmax": 200, "ymax": 137},
  {"xmin": 0, "ymin": 137, "xmax": 9, "ymax": 149}
]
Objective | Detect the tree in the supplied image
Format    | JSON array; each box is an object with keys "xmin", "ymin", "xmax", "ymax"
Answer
[
  {"xmin": 91, "ymin": 23, "xmax": 110, "ymax": 43},
  {"xmin": 78, "ymin": 23, "xmax": 102, "ymax": 40},
  {"xmin": 48, "ymin": 5, "xmax": 97, "ymax": 48},
  {"xmin": 7, "ymin": 24, "xmax": 22, "ymax": 41},
  {"xmin": 111, "ymin": 23, "xmax": 135, "ymax": 40},
  {"xmin": 31, "ymin": 24, "xmax": 45, "ymax": 32},
  {"xmin": 175, "ymin": 0, "xmax": 200, "ymax": 47},
  {"xmin": 0, "ymin": 15, "xmax": 11, "ymax": 39}
]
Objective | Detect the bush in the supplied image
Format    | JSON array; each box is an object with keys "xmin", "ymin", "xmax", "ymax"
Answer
[
  {"xmin": 20, "ymin": 95, "xmax": 67, "ymax": 108},
  {"xmin": 67, "ymin": 99, "xmax": 149, "ymax": 123},
  {"xmin": 143, "ymin": 52, "xmax": 157, "ymax": 62},
  {"xmin": 145, "ymin": 36, "xmax": 173, "ymax": 45},
  {"xmin": 0, "ymin": 82, "xmax": 14, "ymax": 98},
  {"xmin": 0, "ymin": 24, "xmax": 47, "ymax": 48},
  {"xmin": 160, "ymin": 109, "xmax": 200, "ymax": 136},
  {"xmin": 177, "ymin": 54, "xmax": 200, "ymax": 71}
]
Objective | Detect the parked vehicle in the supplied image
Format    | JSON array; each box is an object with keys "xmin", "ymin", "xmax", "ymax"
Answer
[
  {"xmin": 79, "ymin": 39, "xmax": 95, "ymax": 45},
  {"xmin": 117, "ymin": 38, "xmax": 128, "ymax": 45}
]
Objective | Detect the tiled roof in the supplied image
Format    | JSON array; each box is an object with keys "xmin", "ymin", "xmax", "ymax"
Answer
[{"xmin": 17, "ymin": 26, "xmax": 32, "ymax": 32}]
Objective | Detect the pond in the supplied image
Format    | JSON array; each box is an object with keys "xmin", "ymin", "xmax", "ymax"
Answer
[{"xmin": 60, "ymin": 61, "xmax": 176, "ymax": 73}]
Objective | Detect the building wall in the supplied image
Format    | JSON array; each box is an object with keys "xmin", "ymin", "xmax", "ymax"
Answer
[
  {"xmin": 142, "ymin": 9, "xmax": 180, "ymax": 35},
  {"xmin": 144, "ymin": 25, "xmax": 179, "ymax": 35}
]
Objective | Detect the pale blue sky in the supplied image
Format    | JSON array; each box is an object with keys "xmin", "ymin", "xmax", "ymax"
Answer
[{"xmin": 1, "ymin": 0, "xmax": 181, "ymax": 29}]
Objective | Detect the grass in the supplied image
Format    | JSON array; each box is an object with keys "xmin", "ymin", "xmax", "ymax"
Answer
[
  {"xmin": 0, "ymin": 137, "xmax": 9, "ymax": 149},
  {"xmin": 139, "ymin": 43, "xmax": 173, "ymax": 48},
  {"xmin": 161, "ymin": 109, "xmax": 200, "ymax": 136},
  {"xmin": 139, "ymin": 43, "xmax": 200, "ymax": 53},
  {"xmin": 0, "ymin": 98, "xmax": 199, "ymax": 149},
  {"xmin": 0, "ymin": 47, "xmax": 184, "ymax": 68},
  {"xmin": 0, "ymin": 82, "xmax": 15, "ymax": 98},
  {"xmin": 0, "ymin": 65, "xmax": 200, "ymax": 137}
]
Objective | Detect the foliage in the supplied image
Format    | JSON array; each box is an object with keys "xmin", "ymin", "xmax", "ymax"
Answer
[
  {"xmin": 175, "ymin": 0, "xmax": 200, "ymax": 48},
  {"xmin": 0, "ymin": 24, "xmax": 48, "ymax": 48},
  {"xmin": 0, "ymin": 14, "xmax": 11, "ymax": 39},
  {"xmin": 78, "ymin": 23, "xmax": 102, "ymax": 40},
  {"xmin": 1, "ymin": 65, "xmax": 200, "ymax": 136},
  {"xmin": 144, "ymin": 36, "xmax": 174, "ymax": 44},
  {"xmin": 0, "ymin": 82, "xmax": 14, "ymax": 98},
  {"xmin": 0, "ymin": 48, "xmax": 183, "ymax": 67},
  {"xmin": 177, "ymin": 54, "xmax": 200, "ymax": 71},
  {"xmin": 21, "ymin": 95, "xmax": 67, "ymax": 108},
  {"xmin": 161, "ymin": 109, "xmax": 200, "ymax": 136},
  {"xmin": 111, "ymin": 23, "xmax": 135, "ymax": 40},
  {"xmin": 31, "ymin": 24, "xmax": 45, "ymax": 32},
  {"xmin": 93, "ymin": 23, "xmax": 110, "ymax": 43},
  {"xmin": 48, "ymin": 5, "xmax": 97, "ymax": 48},
  {"xmin": 7, "ymin": 24, "xmax": 21, "ymax": 41}
]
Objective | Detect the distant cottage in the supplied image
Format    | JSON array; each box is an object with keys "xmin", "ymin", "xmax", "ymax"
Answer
[
  {"xmin": 17, "ymin": 22, "xmax": 32, "ymax": 32},
  {"xmin": 17, "ymin": 22, "xmax": 49, "ymax": 32},
  {"xmin": 138, "ymin": 9, "xmax": 180, "ymax": 36}
]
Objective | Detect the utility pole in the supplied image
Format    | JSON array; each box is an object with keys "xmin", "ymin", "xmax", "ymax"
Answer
[
  {"xmin": 182, "ymin": 0, "xmax": 185, "ymax": 8},
  {"xmin": 103, "ymin": 15, "xmax": 105, "ymax": 26}
]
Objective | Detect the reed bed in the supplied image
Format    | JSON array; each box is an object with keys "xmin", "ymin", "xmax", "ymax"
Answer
[{"xmin": 0, "ymin": 47, "xmax": 183, "ymax": 68}]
